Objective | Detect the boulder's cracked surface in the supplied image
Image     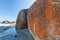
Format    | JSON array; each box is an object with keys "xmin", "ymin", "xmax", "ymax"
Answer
[{"xmin": 16, "ymin": 0, "xmax": 60, "ymax": 40}]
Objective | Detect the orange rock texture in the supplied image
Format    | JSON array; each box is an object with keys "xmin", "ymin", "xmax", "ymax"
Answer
[
  {"xmin": 16, "ymin": 0, "xmax": 60, "ymax": 40},
  {"xmin": 27, "ymin": 0, "xmax": 60, "ymax": 40}
]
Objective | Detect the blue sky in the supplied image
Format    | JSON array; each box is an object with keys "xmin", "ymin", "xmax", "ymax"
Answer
[{"xmin": 0, "ymin": 0, "xmax": 35, "ymax": 22}]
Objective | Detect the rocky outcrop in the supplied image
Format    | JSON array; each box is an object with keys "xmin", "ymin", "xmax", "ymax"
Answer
[
  {"xmin": 16, "ymin": 9, "xmax": 28, "ymax": 29},
  {"xmin": 27, "ymin": 0, "xmax": 60, "ymax": 40},
  {"xmin": 16, "ymin": 0, "xmax": 60, "ymax": 40}
]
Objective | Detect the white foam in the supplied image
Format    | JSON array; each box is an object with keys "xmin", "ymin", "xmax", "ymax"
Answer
[{"xmin": 0, "ymin": 23, "xmax": 15, "ymax": 26}]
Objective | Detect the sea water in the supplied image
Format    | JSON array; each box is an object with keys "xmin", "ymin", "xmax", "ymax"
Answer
[{"xmin": 0, "ymin": 26, "xmax": 18, "ymax": 40}]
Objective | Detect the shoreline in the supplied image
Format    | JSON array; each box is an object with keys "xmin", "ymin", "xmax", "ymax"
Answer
[{"xmin": 0, "ymin": 23, "xmax": 15, "ymax": 26}]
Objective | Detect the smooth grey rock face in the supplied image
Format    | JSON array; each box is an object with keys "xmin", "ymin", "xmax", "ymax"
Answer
[{"xmin": 15, "ymin": 27, "xmax": 34, "ymax": 40}]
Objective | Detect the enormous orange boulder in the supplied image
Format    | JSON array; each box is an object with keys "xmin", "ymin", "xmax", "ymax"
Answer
[
  {"xmin": 27, "ymin": 0, "xmax": 60, "ymax": 40},
  {"xmin": 16, "ymin": 0, "xmax": 60, "ymax": 40}
]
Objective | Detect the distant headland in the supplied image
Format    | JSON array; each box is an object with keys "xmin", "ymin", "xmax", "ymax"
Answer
[{"xmin": 0, "ymin": 20, "xmax": 16, "ymax": 26}]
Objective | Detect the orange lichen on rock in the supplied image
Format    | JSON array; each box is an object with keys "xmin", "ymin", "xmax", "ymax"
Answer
[
  {"xmin": 16, "ymin": 0, "xmax": 60, "ymax": 40},
  {"xmin": 27, "ymin": 0, "xmax": 60, "ymax": 40}
]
